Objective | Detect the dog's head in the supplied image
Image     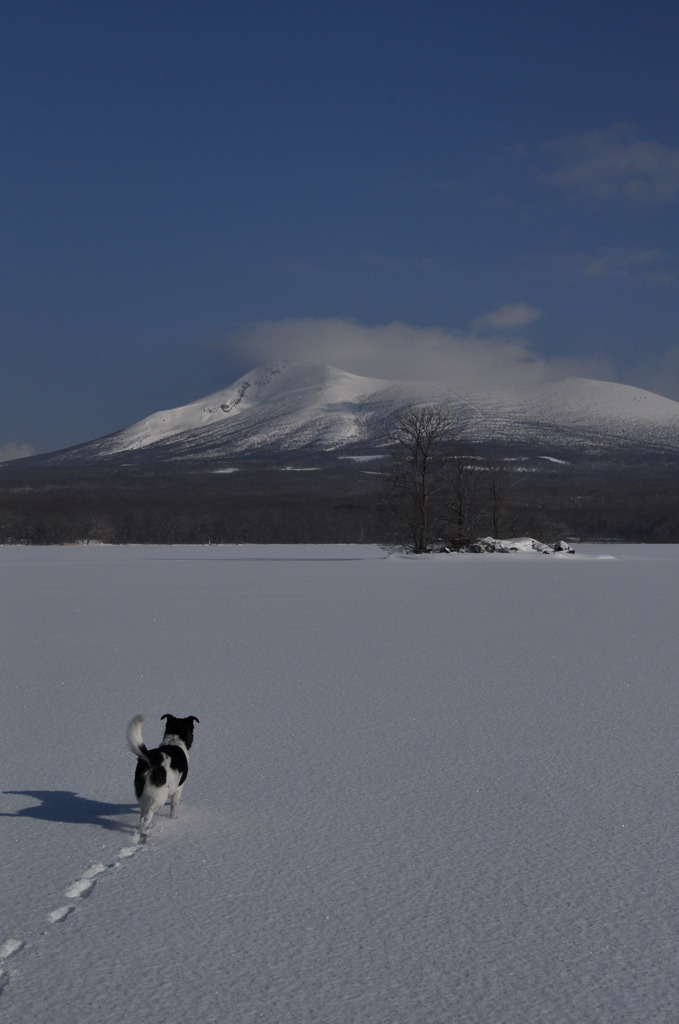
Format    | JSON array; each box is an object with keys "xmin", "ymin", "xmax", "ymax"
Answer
[{"xmin": 160, "ymin": 714, "xmax": 200, "ymax": 749}]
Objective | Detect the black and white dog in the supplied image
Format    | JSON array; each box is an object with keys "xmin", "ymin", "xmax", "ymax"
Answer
[{"xmin": 126, "ymin": 713, "xmax": 199, "ymax": 840}]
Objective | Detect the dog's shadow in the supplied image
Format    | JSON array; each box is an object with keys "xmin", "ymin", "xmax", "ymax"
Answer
[{"xmin": 1, "ymin": 790, "xmax": 138, "ymax": 833}]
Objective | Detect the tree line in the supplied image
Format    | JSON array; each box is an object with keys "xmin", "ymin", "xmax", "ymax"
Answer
[{"xmin": 2, "ymin": 406, "xmax": 679, "ymax": 545}]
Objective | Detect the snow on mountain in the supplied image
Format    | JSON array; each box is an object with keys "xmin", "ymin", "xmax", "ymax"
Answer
[
  {"xmin": 104, "ymin": 362, "xmax": 406, "ymax": 453},
  {"xmin": 459, "ymin": 375, "xmax": 679, "ymax": 451},
  {"xmin": 30, "ymin": 360, "xmax": 679, "ymax": 464},
  {"xmin": 93, "ymin": 361, "xmax": 449, "ymax": 458}
]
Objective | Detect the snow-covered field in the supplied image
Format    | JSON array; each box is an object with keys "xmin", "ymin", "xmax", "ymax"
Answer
[{"xmin": 2, "ymin": 542, "xmax": 679, "ymax": 1023}]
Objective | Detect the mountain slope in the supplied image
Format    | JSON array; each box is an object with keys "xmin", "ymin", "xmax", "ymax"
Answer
[{"xmin": 20, "ymin": 361, "xmax": 679, "ymax": 467}]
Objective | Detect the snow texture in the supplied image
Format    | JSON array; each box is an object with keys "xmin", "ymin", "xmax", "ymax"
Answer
[
  {"xmin": 54, "ymin": 361, "xmax": 679, "ymax": 461},
  {"xmin": 1, "ymin": 542, "xmax": 679, "ymax": 1022}
]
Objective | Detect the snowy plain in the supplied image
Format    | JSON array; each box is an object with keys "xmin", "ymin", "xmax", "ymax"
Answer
[{"xmin": 2, "ymin": 542, "xmax": 679, "ymax": 1023}]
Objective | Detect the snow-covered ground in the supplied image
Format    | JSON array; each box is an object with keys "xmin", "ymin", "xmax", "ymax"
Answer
[{"xmin": 2, "ymin": 542, "xmax": 679, "ymax": 1023}]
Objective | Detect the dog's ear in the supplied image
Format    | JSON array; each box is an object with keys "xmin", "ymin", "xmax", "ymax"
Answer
[
  {"xmin": 188, "ymin": 716, "xmax": 200, "ymax": 724},
  {"xmin": 160, "ymin": 714, "xmax": 171, "ymax": 721}
]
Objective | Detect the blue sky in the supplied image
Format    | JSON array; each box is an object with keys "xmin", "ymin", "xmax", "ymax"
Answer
[{"xmin": 2, "ymin": 0, "xmax": 679, "ymax": 456}]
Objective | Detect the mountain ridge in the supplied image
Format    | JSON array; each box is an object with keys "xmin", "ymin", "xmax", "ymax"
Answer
[{"xmin": 13, "ymin": 361, "xmax": 679, "ymax": 468}]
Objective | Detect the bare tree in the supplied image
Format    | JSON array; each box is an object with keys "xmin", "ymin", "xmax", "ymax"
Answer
[
  {"xmin": 446, "ymin": 447, "xmax": 482, "ymax": 548},
  {"xmin": 483, "ymin": 449, "xmax": 518, "ymax": 538},
  {"xmin": 385, "ymin": 404, "xmax": 459, "ymax": 552}
]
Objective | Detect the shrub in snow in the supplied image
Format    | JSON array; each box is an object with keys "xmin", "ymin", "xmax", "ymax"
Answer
[{"xmin": 448, "ymin": 537, "xmax": 575, "ymax": 554}]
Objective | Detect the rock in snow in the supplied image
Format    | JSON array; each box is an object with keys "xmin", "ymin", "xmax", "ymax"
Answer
[{"xmin": 460, "ymin": 537, "xmax": 575, "ymax": 554}]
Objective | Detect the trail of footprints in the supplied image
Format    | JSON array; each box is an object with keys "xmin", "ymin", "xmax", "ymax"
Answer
[
  {"xmin": 0, "ymin": 940, "xmax": 24, "ymax": 996},
  {"xmin": 0, "ymin": 840, "xmax": 141, "ymax": 997}
]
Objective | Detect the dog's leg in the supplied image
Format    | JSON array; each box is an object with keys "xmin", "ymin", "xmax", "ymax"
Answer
[
  {"xmin": 139, "ymin": 785, "xmax": 168, "ymax": 839},
  {"xmin": 170, "ymin": 783, "xmax": 184, "ymax": 818},
  {"xmin": 139, "ymin": 810, "xmax": 153, "ymax": 841},
  {"xmin": 139, "ymin": 803, "xmax": 159, "ymax": 839}
]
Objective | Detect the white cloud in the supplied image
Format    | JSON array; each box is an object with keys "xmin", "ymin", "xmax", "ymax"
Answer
[
  {"xmin": 224, "ymin": 318, "xmax": 608, "ymax": 388},
  {"xmin": 559, "ymin": 247, "xmax": 675, "ymax": 284},
  {"xmin": 541, "ymin": 125, "xmax": 679, "ymax": 203},
  {"xmin": 471, "ymin": 303, "xmax": 541, "ymax": 332},
  {"xmin": 0, "ymin": 442, "xmax": 34, "ymax": 463}
]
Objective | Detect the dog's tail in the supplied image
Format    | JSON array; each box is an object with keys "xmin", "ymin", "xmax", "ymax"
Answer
[{"xmin": 126, "ymin": 714, "xmax": 151, "ymax": 764}]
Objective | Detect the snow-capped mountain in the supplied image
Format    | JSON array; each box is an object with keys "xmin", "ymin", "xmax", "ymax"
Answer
[{"xmin": 22, "ymin": 360, "xmax": 679, "ymax": 467}]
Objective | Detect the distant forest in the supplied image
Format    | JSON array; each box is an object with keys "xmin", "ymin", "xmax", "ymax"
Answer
[{"xmin": 1, "ymin": 455, "xmax": 679, "ymax": 545}]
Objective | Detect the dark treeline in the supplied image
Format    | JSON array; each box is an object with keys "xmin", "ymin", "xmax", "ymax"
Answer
[
  {"xmin": 1, "ymin": 455, "xmax": 679, "ymax": 545},
  {"xmin": 0, "ymin": 464, "xmax": 383, "ymax": 545}
]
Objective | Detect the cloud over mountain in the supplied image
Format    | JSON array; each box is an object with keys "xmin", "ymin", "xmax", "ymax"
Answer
[
  {"xmin": 0, "ymin": 442, "xmax": 35, "ymax": 464},
  {"xmin": 222, "ymin": 317, "xmax": 608, "ymax": 389}
]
